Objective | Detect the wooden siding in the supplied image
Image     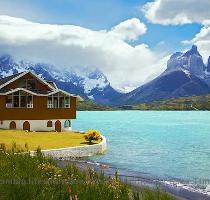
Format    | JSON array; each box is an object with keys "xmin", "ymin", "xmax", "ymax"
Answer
[{"xmin": 0, "ymin": 96, "xmax": 77, "ymax": 120}]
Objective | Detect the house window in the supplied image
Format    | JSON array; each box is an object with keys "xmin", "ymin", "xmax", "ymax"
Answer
[
  {"xmin": 47, "ymin": 121, "xmax": 53, "ymax": 127},
  {"xmin": 64, "ymin": 120, "xmax": 71, "ymax": 128},
  {"xmin": 27, "ymin": 96, "xmax": 33, "ymax": 108},
  {"xmin": 53, "ymin": 96, "xmax": 59, "ymax": 108},
  {"xmin": 18, "ymin": 79, "xmax": 36, "ymax": 91},
  {"xmin": 47, "ymin": 97, "xmax": 53, "ymax": 108},
  {"xmin": 18, "ymin": 79, "xmax": 26, "ymax": 88},
  {"xmin": 13, "ymin": 94, "xmax": 20, "ymax": 108},
  {"xmin": 27, "ymin": 79, "xmax": 36, "ymax": 91},
  {"xmin": 59, "ymin": 95, "xmax": 65, "ymax": 108},
  {"xmin": 6, "ymin": 95, "xmax": 13, "ymax": 108},
  {"xmin": 65, "ymin": 97, "xmax": 70, "ymax": 108},
  {"xmin": 0, "ymin": 120, "xmax": 3, "ymax": 125},
  {"xmin": 20, "ymin": 95, "xmax": 27, "ymax": 107},
  {"xmin": 6, "ymin": 91, "xmax": 33, "ymax": 108},
  {"xmin": 48, "ymin": 92, "xmax": 70, "ymax": 108}
]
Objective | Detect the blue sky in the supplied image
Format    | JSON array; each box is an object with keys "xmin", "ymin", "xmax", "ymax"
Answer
[{"xmin": 0, "ymin": 0, "xmax": 209, "ymax": 90}]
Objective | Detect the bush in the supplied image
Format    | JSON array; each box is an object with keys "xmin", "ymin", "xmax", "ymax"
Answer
[{"xmin": 84, "ymin": 130, "xmax": 102, "ymax": 144}]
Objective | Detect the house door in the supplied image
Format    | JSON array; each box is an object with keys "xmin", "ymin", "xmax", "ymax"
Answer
[
  {"xmin": 10, "ymin": 121, "xmax": 16, "ymax": 130},
  {"xmin": 55, "ymin": 120, "xmax": 61, "ymax": 132},
  {"xmin": 23, "ymin": 121, "xmax": 30, "ymax": 131}
]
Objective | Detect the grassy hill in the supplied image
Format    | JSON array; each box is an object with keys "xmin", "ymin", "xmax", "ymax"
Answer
[
  {"xmin": 77, "ymin": 100, "xmax": 115, "ymax": 111},
  {"xmin": 78, "ymin": 95, "xmax": 210, "ymax": 111},
  {"xmin": 133, "ymin": 95, "xmax": 210, "ymax": 111}
]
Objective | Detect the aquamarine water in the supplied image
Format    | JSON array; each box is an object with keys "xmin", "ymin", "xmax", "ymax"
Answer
[{"xmin": 73, "ymin": 111, "xmax": 210, "ymax": 188}]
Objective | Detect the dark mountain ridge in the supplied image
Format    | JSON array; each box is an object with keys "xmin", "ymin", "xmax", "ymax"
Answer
[{"xmin": 114, "ymin": 45, "xmax": 210, "ymax": 105}]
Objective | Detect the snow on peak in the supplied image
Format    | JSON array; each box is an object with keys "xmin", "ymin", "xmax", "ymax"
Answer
[
  {"xmin": 167, "ymin": 45, "xmax": 205, "ymax": 77},
  {"xmin": 0, "ymin": 54, "xmax": 110, "ymax": 96}
]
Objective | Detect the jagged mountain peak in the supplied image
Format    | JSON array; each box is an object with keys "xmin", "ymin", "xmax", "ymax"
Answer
[
  {"xmin": 184, "ymin": 45, "xmax": 200, "ymax": 57},
  {"xmin": 167, "ymin": 45, "xmax": 205, "ymax": 77}
]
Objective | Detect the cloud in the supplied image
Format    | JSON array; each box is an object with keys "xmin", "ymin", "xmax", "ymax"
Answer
[
  {"xmin": 184, "ymin": 24, "xmax": 210, "ymax": 62},
  {"xmin": 0, "ymin": 15, "xmax": 167, "ymax": 90},
  {"xmin": 108, "ymin": 18, "xmax": 147, "ymax": 41},
  {"xmin": 142, "ymin": 0, "xmax": 210, "ymax": 25}
]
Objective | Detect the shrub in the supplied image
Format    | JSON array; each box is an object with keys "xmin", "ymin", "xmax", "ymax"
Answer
[{"xmin": 84, "ymin": 130, "xmax": 102, "ymax": 144}]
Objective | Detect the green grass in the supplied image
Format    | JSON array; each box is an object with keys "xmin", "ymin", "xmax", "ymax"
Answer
[
  {"xmin": 0, "ymin": 130, "xmax": 99, "ymax": 151},
  {"xmin": 133, "ymin": 95, "xmax": 210, "ymax": 110},
  {"xmin": 77, "ymin": 95, "xmax": 210, "ymax": 111},
  {"xmin": 0, "ymin": 146, "xmax": 175, "ymax": 200},
  {"xmin": 77, "ymin": 100, "xmax": 116, "ymax": 111}
]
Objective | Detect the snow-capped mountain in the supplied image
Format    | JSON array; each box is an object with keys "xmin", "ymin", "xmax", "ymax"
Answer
[
  {"xmin": 0, "ymin": 45, "xmax": 210, "ymax": 106},
  {"xmin": 167, "ymin": 45, "xmax": 205, "ymax": 77},
  {"xmin": 0, "ymin": 54, "xmax": 121, "ymax": 105},
  {"xmin": 115, "ymin": 45, "xmax": 210, "ymax": 105}
]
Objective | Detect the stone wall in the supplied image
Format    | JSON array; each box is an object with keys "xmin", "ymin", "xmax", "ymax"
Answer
[{"xmin": 32, "ymin": 135, "xmax": 107, "ymax": 159}]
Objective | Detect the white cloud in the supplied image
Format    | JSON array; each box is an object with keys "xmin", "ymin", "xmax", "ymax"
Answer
[
  {"xmin": 0, "ymin": 15, "xmax": 167, "ymax": 90},
  {"xmin": 142, "ymin": 0, "xmax": 210, "ymax": 25},
  {"xmin": 108, "ymin": 18, "xmax": 147, "ymax": 41},
  {"xmin": 185, "ymin": 24, "xmax": 210, "ymax": 62}
]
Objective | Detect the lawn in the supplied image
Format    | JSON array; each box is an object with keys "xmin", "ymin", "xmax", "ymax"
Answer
[{"xmin": 0, "ymin": 129, "xmax": 89, "ymax": 151}]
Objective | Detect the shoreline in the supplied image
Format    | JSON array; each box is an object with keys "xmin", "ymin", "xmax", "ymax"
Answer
[{"xmin": 56, "ymin": 158, "xmax": 210, "ymax": 200}]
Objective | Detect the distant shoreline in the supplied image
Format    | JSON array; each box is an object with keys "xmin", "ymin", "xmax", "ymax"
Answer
[{"xmin": 78, "ymin": 95, "xmax": 210, "ymax": 111}]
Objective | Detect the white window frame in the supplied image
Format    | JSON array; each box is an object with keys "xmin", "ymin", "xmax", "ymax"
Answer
[
  {"xmin": 47, "ymin": 96, "xmax": 53, "ymax": 108},
  {"xmin": 5, "ymin": 91, "xmax": 33, "ymax": 109},
  {"xmin": 65, "ymin": 96, "xmax": 70, "ymax": 108},
  {"xmin": 47, "ymin": 92, "xmax": 71, "ymax": 109}
]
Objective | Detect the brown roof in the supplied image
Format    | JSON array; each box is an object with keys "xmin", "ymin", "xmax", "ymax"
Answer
[
  {"xmin": 0, "ymin": 72, "xmax": 25, "ymax": 87},
  {"xmin": 46, "ymin": 81, "xmax": 57, "ymax": 89}
]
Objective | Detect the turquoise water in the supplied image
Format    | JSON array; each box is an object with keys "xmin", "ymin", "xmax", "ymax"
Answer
[{"xmin": 73, "ymin": 111, "xmax": 210, "ymax": 184}]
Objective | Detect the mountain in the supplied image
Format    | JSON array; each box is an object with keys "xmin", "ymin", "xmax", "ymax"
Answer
[
  {"xmin": 207, "ymin": 56, "xmax": 210, "ymax": 73},
  {"xmin": 0, "ymin": 54, "xmax": 122, "ymax": 105},
  {"xmin": 167, "ymin": 45, "xmax": 205, "ymax": 77},
  {"xmin": 0, "ymin": 45, "xmax": 210, "ymax": 106},
  {"xmin": 115, "ymin": 45, "xmax": 210, "ymax": 105}
]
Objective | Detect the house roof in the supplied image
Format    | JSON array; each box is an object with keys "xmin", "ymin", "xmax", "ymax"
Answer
[
  {"xmin": 0, "ymin": 71, "xmax": 55, "ymax": 91},
  {"xmin": 0, "ymin": 71, "xmax": 83, "ymax": 101},
  {"xmin": 46, "ymin": 81, "xmax": 58, "ymax": 89},
  {"xmin": 0, "ymin": 72, "xmax": 25, "ymax": 87},
  {"xmin": 1, "ymin": 88, "xmax": 83, "ymax": 101}
]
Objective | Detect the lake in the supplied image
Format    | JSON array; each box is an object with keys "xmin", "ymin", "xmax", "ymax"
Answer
[{"xmin": 73, "ymin": 111, "xmax": 210, "ymax": 197}]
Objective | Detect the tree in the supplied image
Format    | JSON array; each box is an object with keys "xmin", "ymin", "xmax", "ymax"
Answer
[{"xmin": 84, "ymin": 130, "xmax": 102, "ymax": 144}]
